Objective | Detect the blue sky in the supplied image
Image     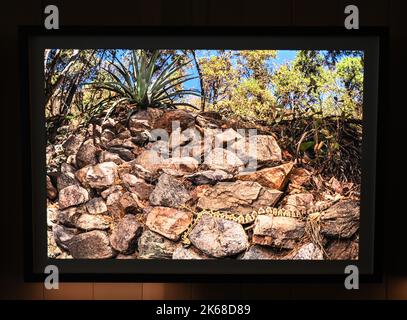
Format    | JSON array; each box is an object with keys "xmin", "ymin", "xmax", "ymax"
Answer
[
  {"xmin": 88, "ymin": 49, "xmax": 361, "ymax": 94},
  {"xmin": 76, "ymin": 49, "xmax": 299, "ymax": 90},
  {"xmin": 275, "ymin": 50, "xmax": 297, "ymax": 65},
  {"xmin": 185, "ymin": 50, "xmax": 298, "ymax": 90}
]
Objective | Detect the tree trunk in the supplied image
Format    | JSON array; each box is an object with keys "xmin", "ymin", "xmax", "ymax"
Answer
[{"xmin": 190, "ymin": 50, "xmax": 206, "ymax": 112}]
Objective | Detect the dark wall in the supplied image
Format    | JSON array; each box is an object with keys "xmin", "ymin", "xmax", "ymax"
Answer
[{"xmin": 1, "ymin": 0, "xmax": 406, "ymax": 300}]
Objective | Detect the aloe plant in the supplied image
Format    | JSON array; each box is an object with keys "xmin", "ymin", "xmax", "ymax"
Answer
[{"xmin": 93, "ymin": 50, "xmax": 200, "ymax": 120}]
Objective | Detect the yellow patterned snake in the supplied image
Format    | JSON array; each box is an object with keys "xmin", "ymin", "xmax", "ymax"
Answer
[{"xmin": 180, "ymin": 200, "xmax": 339, "ymax": 247}]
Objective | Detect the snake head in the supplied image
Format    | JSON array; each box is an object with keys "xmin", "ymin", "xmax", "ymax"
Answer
[{"xmin": 182, "ymin": 238, "xmax": 191, "ymax": 247}]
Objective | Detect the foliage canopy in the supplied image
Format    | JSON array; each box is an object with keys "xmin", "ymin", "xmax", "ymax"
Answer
[{"xmin": 44, "ymin": 48, "xmax": 364, "ymax": 181}]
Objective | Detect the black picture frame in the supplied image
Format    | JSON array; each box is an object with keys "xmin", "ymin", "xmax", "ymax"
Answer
[{"xmin": 20, "ymin": 26, "xmax": 387, "ymax": 283}]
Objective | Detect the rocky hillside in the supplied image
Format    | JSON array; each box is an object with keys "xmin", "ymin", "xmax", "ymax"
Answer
[{"xmin": 46, "ymin": 108, "xmax": 360, "ymax": 260}]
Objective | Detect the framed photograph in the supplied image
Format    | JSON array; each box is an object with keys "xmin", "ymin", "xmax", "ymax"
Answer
[{"xmin": 21, "ymin": 26, "xmax": 385, "ymax": 281}]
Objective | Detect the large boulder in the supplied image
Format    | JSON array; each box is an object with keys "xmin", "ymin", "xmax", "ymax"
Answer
[
  {"xmin": 138, "ymin": 230, "xmax": 177, "ymax": 259},
  {"xmin": 85, "ymin": 197, "xmax": 108, "ymax": 214},
  {"xmin": 240, "ymin": 245, "xmax": 290, "ymax": 260},
  {"xmin": 105, "ymin": 138, "xmax": 127, "ymax": 149},
  {"xmin": 56, "ymin": 171, "xmax": 78, "ymax": 191},
  {"xmin": 320, "ymin": 200, "xmax": 359, "ymax": 239},
  {"xmin": 232, "ymin": 134, "xmax": 282, "ymax": 164},
  {"xmin": 189, "ymin": 214, "xmax": 249, "ymax": 258},
  {"xmin": 109, "ymin": 215, "xmax": 143, "ymax": 254},
  {"xmin": 289, "ymin": 167, "xmax": 312, "ymax": 187},
  {"xmin": 76, "ymin": 139, "xmax": 99, "ymax": 168},
  {"xmin": 129, "ymin": 111, "xmax": 152, "ymax": 131},
  {"xmin": 197, "ymin": 181, "xmax": 282, "ymax": 214},
  {"xmin": 128, "ymin": 108, "xmax": 164, "ymax": 133},
  {"xmin": 153, "ymin": 109, "xmax": 195, "ymax": 133},
  {"xmin": 134, "ymin": 149, "xmax": 163, "ymax": 173},
  {"xmin": 203, "ymin": 148, "xmax": 245, "ymax": 172},
  {"xmin": 68, "ymin": 230, "xmax": 115, "ymax": 259},
  {"xmin": 252, "ymin": 215, "xmax": 305, "ymax": 249},
  {"xmin": 118, "ymin": 128, "xmax": 132, "ymax": 139},
  {"xmin": 58, "ymin": 185, "xmax": 89, "ymax": 209},
  {"xmin": 62, "ymin": 134, "xmax": 85, "ymax": 157},
  {"xmin": 195, "ymin": 112, "xmax": 223, "ymax": 128},
  {"xmin": 100, "ymin": 128, "xmax": 115, "ymax": 145},
  {"xmin": 105, "ymin": 189, "xmax": 123, "ymax": 206},
  {"xmin": 57, "ymin": 206, "xmax": 82, "ymax": 227},
  {"xmin": 52, "ymin": 224, "xmax": 76, "ymax": 250},
  {"xmin": 172, "ymin": 140, "xmax": 212, "ymax": 160},
  {"xmin": 60, "ymin": 162, "xmax": 76, "ymax": 175},
  {"xmin": 161, "ymin": 157, "xmax": 199, "ymax": 174},
  {"xmin": 149, "ymin": 173, "xmax": 190, "ymax": 207},
  {"xmin": 99, "ymin": 150, "xmax": 125, "ymax": 165},
  {"xmin": 282, "ymin": 193, "xmax": 314, "ymax": 212},
  {"xmin": 214, "ymin": 128, "xmax": 243, "ymax": 145},
  {"xmin": 148, "ymin": 140, "xmax": 170, "ymax": 157},
  {"xmin": 146, "ymin": 207, "xmax": 193, "ymax": 241},
  {"xmin": 75, "ymin": 162, "xmax": 118, "ymax": 189},
  {"xmin": 186, "ymin": 170, "xmax": 233, "ymax": 185},
  {"xmin": 105, "ymin": 190, "xmax": 125, "ymax": 219},
  {"xmin": 172, "ymin": 245, "xmax": 212, "ymax": 260},
  {"xmin": 326, "ymin": 239, "xmax": 358, "ymax": 260},
  {"xmin": 74, "ymin": 213, "xmax": 110, "ymax": 231},
  {"xmin": 169, "ymin": 126, "xmax": 201, "ymax": 150},
  {"xmin": 236, "ymin": 162, "xmax": 294, "ymax": 190},
  {"xmin": 110, "ymin": 128, "xmax": 130, "ymax": 140},
  {"xmin": 118, "ymin": 161, "xmax": 156, "ymax": 183},
  {"xmin": 107, "ymin": 147, "xmax": 135, "ymax": 161},
  {"xmin": 121, "ymin": 173, "xmax": 154, "ymax": 200},
  {"xmin": 119, "ymin": 192, "xmax": 143, "ymax": 214},
  {"xmin": 101, "ymin": 117, "xmax": 117, "ymax": 131},
  {"xmin": 131, "ymin": 130, "xmax": 151, "ymax": 146},
  {"xmin": 101, "ymin": 185, "xmax": 124, "ymax": 199},
  {"xmin": 293, "ymin": 242, "xmax": 324, "ymax": 260}
]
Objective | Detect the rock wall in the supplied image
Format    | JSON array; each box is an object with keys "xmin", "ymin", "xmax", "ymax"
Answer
[{"xmin": 47, "ymin": 109, "xmax": 360, "ymax": 260}]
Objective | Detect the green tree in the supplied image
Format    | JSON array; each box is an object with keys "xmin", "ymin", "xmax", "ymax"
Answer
[
  {"xmin": 237, "ymin": 50, "xmax": 277, "ymax": 88},
  {"xmin": 199, "ymin": 51, "xmax": 236, "ymax": 106},
  {"xmin": 200, "ymin": 50, "xmax": 280, "ymax": 122},
  {"xmin": 335, "ymin": 56, "xmax": 364, "ymax": 118},
  {"xmin": 272, "ymin": 50, "xmax": 342, "ymax": 118},
  {"xmin": 44, "ymin": 49, "xmax": 104, "ymax": 137}
]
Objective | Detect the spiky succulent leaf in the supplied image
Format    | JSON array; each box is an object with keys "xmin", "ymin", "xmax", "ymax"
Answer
[{"xmin": 93, "ymin": 50, "xmax": 201, "ymax": 116}]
